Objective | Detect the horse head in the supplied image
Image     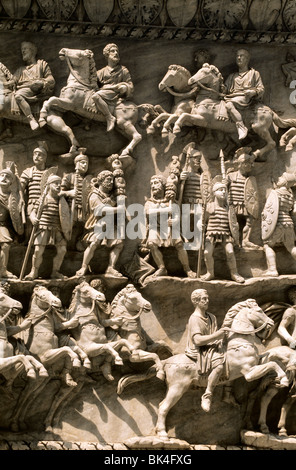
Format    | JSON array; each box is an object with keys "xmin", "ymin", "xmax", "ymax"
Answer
[
  {"xmin": 159, "ymin": 65, "xmax": 192, "ymax": 93},
  {"xmin": 231, "ymin": 299, "xmax": 274, "ymax": 339},
  {"xmin": 0, "ymin": 292, "xmax": 22, "ymax": 318},
  {"xmin": 75, "ymin": 281, "xmax": 106, "ymax": 305},
  {"xmin": 188, "ymin": 63, "xmax": 224, "ymax": 93},
  {"xmin": 32, "ymin": 285, "xmax": 62, "ymax": 310},
  {"xmin": 118, "ymin": 284, "xmax": 151, "ymax": 315}
]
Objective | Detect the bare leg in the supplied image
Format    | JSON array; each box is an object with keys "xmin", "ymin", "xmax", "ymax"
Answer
[
  {"xmin": 225, "ymin": 102, "xmax": 248, "ymax": 140},
  {"xmin": 92, "ymin": 94, "xmax": 116, "ymax": 132},
  {"xmin": 175, "ymin": 244, "xmax": 195, "ymax": 278},
  {"xmin": 24, "ymin": 245, "xmax": 46, "ymax": 280},
  {"xmin": 202, "ymin": 240, "xmax": 215, "ymax": 280},
  {"xmin": 76, "ymin": 241, "xmax": 100, "ymax": 276},
  {"xmin": 0, "ymin": 243, "xmax": 17, "ymax": 278},
  {"xmin": 201, "ymin": 364, "xmax": 224, "ymax": 412},
  {"xmin": 105, "ymin": 244, "xmax": 124, "ymax": 277},
  {"xmin": 14, "ymin": 94, "xmax": 39, "ymax": 131},
  {"xmin": 148, "ymin": 244, "xmax": 167, "ymax": 277},
  {"xmin": 51, "ymin": 245, "xmax": 67, "ymax": 279},
  {"xmin": 263, "ymin": 244, "xmax": 278, "ymax": 276},
  {"xmin": 225, "ymin": 242, "xmax": 244, "ymax": 283}
]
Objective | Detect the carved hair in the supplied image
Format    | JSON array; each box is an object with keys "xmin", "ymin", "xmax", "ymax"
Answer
[
  {"xmin": 103, "ymin": 43, "xmax": 119, "ymax": 58},
  {"xmin": 191, "ymin": 289, "xmax": 208, "ymax": 305}
]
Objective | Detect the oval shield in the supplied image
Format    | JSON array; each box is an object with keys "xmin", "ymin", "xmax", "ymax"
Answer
[
  {"xmin": 244, "ymin": 176, "xmax": 259, "ymax": 219},
  {"xmin": 249, "ymin": 0, "xmax": 281, "ymax": 30},
  {"xmin": 37, "ymin": 0, "xmax": 78, "ymax": 20},
  {"xmin": 167, "ymin": 0, "xmax": 198, "ymax": 27},
  {"xmin": 228, "ymin": 205, "xmax": 240, "ymax": 246},
  {"xmin": 1, "ymin": 0, "xmax": 31, "ymax": 18},
  {"xmin": 59, "ymin": 196, "xmax": 72, "ymax": 241},
  {"xmin": 261, "ymin": 190, "xmax": 279, "ymax": 242},
  {"xmin": 201, "ymin": 0, "xmax": 247, "ymax": 29},
  {"xmin": 8, "ymin": 191, "xmax": 24, "ymax": 235},
  {"xmin": 118, "ymin": 0, "xmax": 163, "ymax": 25},
  {"xmin": 83, "ymin": 0, "xmax": 114, "ymax": 23}
]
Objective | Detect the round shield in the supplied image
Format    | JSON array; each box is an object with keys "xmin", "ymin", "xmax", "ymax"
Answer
[
  {"xmin": 228, "ymin": 205, "xmax": 240, "ymax": 246},
  {"xmin": 261, "ymin": 190, "xmax": 279, "ymax": 242},
  {"xmin": 59, "ymin": 196, "xmax": 72, "ymax": 241},
  {"xmin": 244, "ymin": 176, "xmax": 259, "ymax": 219}
]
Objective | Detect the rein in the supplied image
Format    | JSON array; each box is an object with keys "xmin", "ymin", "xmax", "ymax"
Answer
[
  {"xmin": 164, "ymin": 85, "xmax": 199, "ymax": 98},
  {"xmin": 229, "ymin": 318, "xmax": 271, "ymax": 335},
  {"xmin": 194, "ymin": 80, "xmax": 225, "ymax": 99},
  {"xmin": 0, "ymin": 307, "xmax": 13, "ymax": 324}
]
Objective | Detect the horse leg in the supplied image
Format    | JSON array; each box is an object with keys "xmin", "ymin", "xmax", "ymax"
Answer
[
  {"xmin": 173, "ymin": 112, "xmax": 206, "ymax": 134},
  {"xmin": 156, "ymin": 380, "xmax": 192, "ymax": 440},
  {"xmin": 44, "ymin": 383, "xmax": 77, "ymax": 433},
  {"xmin": 251, "ymin": 122, "xmax": 276, "ymax": 161},
  {"xmin": 46, "ymin": 114, "xmax": 80, "ymax": 153},
  {"xmin": 243, "ymin": 361, "xmax": 289, "ymax": 387},
  {"xmin": 147, "ymin": 113, "xmax": 170, "ymax": 134},
  {"xmin": 129, "ymin": 349, "xmax": 165, "ymax": 380},
  {"xmin": 162, "ymin": 114, "xmax": 179, "ymax": 134},
  {"xmin": 49, "ymin": 378, "xmax": 86, "ymax": 431},
  {"xmin": 116, "ymin": 119, "xmax": 142, "ymax": 156},
  {"xmin": 258, "ymin": 384, "xmax": 279, "ymax": 434},
  {"xmin": 42, "ymin": 348, "xmax": 81, "ymax": 387},
  {"xmin": 278, "ymin": 394, "xmax": 296, "ymax": 436}
]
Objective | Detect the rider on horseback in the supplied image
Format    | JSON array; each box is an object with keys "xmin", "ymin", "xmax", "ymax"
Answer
[
  {"xmin": 185, "ymin": 289, "xmax": 228, "ymax": 412},
  {"xmin": 92, "ymin": 43, "xmax": 134, "ymax": 133}
]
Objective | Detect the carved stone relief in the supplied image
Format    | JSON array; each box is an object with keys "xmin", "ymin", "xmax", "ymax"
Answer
[{"xmin": 2, "ymin": 1, "xmax": 296, "ymax": 454}]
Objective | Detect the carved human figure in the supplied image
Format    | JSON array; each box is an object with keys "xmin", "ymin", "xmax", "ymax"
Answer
[
  {"xmin": 202, "ymin": 181, "xmax": 245, "ymax": 283},
  {"xmin": 20, "ymin": 141, "xmax": 51, "ymax": 232},
  {"xmin": 0, "ymin": 168, "xmax": 24, "ymax": 278},
  {"xmin": 12, "ymin": 42, "xmax": 55, "ymax": 131},
  {"xmin": 226, "ymin": 147, "xmax": 260, "ymax": 248},
  {"xmin": 24, "ymin": 175, "xmax": 70, "ymax": 280},
  {"xmin": 92, "ymin": 43, "xmax": 134, "ymax": 132},
  {"xmin": 185, "ymin": 288, "xmax": 228, "ymax": 412},
  {"xmin": 76, "ymin": 170, "xmax": 125, "ymax": 277},
  {"xmin": 262, "ymin": 172, "xmax": 296, "ymax": 277},
  {"xmin": 144, "ymin": 174, "xmax": 195, "ymax": 278},
  {"xmin": 61, "ymin": 149, "xmax": 92, "ymax": 250},
  {"xmin": 224, "ymin": 49, "xmax": 265, "ymax": 140},
  {"xmin": 277, "ymin": 286, "xmax": 296, "ymax": 349}
]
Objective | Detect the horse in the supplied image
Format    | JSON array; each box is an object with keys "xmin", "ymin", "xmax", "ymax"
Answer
[
  {"xmin": 147, "ymin": 64, "xmax": 197, "ymax": 135},
  {"xmin": 117, "ymin": 301, "xmax": 289, "ymax": 441},
  {"xmin": 170, "ymin": 63, "xmax": 296, "ymax": 161},
  {"xmin": 242, "ymin": 345, "xmax": 296, "ymax": 436},
  {"xmin": 39, "ymin": 48, "xmax": 144, "ymax": 159},
  {"xmin": 66, "ymin": 280, "xmax": 136, "ymax": 382},
  {"xmin": 109, "ymin": 284, "xmax": 171, "ymax": 379}
]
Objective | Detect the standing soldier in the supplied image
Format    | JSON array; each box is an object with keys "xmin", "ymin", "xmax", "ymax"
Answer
[
  {"xmin": 0, "ymin": 168, "xmax": 24, "ymax": 279},
  {"xmin": 227, "ymin": 147, "xmax": 260, "ymax": 248},
  {"xmin": 262, "ymin": 171, "xmax": 296, "ymax": 277},
  {"xmin": 23, "ymin": 175, "xmax": 71, "ymax": 281},
  {"xmin": 61, "ymin": 149, "xmax": 92, "ymax": 250},
  {"xmin": 202, "ymin": 180, "xmax": 245, "ymax": 283}
]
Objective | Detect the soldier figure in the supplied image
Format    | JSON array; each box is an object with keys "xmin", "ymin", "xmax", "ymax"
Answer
[
  {"xmin": 0, "ymin": 169, "xmax": 24, "ymax": 278},
  {"xmin": 24, "ymin": 175, "xmax": 70, "ymax": 280},
  {"xmin": 12, "ymin": 41, "xmax": 55, "ymax": 131},
  {"xmin": 202, "ymin": 181, "xmax": 244, "ymax": 283},
  {"xmin": 61, "ymin": 149, "xmax": 92, "ymax": 250},
  {"xmin": 144, "ymin": 174, "xmax": 195, "ymax": 278},
  {"xmin": 227, "ymin": 147, "xmax": 259, "ymax": 248},
  {"xmin": 262, "ymin": 172, "xmax": 296, "ymax": 277},
  {"xmin": 76, "ymin": 170, "xmax": 125, "ymax": 277}
]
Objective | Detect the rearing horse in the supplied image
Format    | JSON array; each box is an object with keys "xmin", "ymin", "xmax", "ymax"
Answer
[
  {"xmin": 66, "ymin": 281, "xmax": 136, "ymax": 382},
  {"xmin": 169, "ymin": 63, "xmax": 296, "ymax": 161},
  {"xmin": 117, "ymin": 301, "xmax": 289, "ymax": 440},
  {"xmin": 39, "ymin": 48, "xmax": 143, "ymax": 159}
]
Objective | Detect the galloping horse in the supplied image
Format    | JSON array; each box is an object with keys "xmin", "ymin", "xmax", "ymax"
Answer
[
  {"xmin": 22, "ymin": 285, "xmax": 82, "ymax": 386},
  {"xmin": 110, "ymin": 284, "xmax": 169, "ymax": 379},
  {"xmin": 66, "ymin": 281, "xmax": 135, "ymax": 381},
  {"xmin": 117, "ymin": 301, "xmax": 289, "ymax": 440},
  {"xmin": 170, "ymin": 63, "xmax": 296, "ymax": 161},
  {"xmin": 39, "ymin": 48, "xmax": 143, "ymax": 159},
  {"xmin": 147, "ymin": 65, "xmax": 197, "ymax": 135}
]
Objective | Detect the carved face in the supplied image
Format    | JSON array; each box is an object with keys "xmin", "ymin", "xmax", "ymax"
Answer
[
  {"xmin": 150, "ymin": 177, "xmax": 165, "ymax": 198},
  {"xmin": 107, "ymin": 45, "xmax": 120, "ymax": 64},
  {"xmin": 49, "ymin": 179, "xmax": 61, "ymax": 196},
  {"xmin": 21, "ymin": 43, "xmax": 36, "ymax": 63},
  {"xmin": 238, "ymin": 159, "xmax": 252, "ymax": 176},
  {"xmin": 196, "ymin": 292, "xmax": 209, "ymax": 310},
  {"xmin": 236, "ymin": 50, "xmax": 250, "ymax": 68},
  {"xmin": 33, "ymin": 149, "xmax": 47, "ymax": 167},
  {"xmin": 190, "ymin": 156, "xmax": 201, "ymax": 172},
  {"xmin": 101, "ymin": 174, "xmax": 114, "ymax": 192},
  {"xmin": 76, "ymin": 159, "xmax": 88, "ymax": 174},
  {"xmin": 214, "ymin": 185, "xmax": 227, "ymax": 202},
  {"xmin": 0, "ymin": 171, "xmax": 13, "ymax": 189}
]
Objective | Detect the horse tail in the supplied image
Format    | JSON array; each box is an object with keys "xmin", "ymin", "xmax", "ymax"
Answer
[
  {"xmin": 117, "ymin": 366, "xmax": 158, "ymax": 395},
  {"xmin": 272, "ymin": 111, "xmax": 296, "ymax": 129}
]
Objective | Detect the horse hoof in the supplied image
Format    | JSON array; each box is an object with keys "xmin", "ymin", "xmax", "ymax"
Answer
[
  {"xmin": 172, "ymin": 125, "xmax": 181, "ymax": 134},
  {"xmin": 279, "ymin": 428, "xmax": 288, "ymax": 436},
  {"xmin": 147, "ymin": 126, "xmax": 155, "ymax": 135},
  {"xmin": 156, "ymin": 430, "xmax": 170, "ymax": 441},
  {"xmin": 114, "ymin": 357, "xmax": 124, "ymax": 366},
  {"xmin": 83, "ymin": 359, "xmax": 92, "ymax": 369},
  {"xmin": 39, "ymin": 118, "xmax": 47, "ymax": 128},
  {"xmin": 39, "ymin": 368, "xmax": 49, "ymax": 378},
  {"xmin": 156, "ymin": 369, "xmax": 165, "ymax": 381},
  {"xmin": 286, "ymin": 144, "xmax": 294, "ymax": 152},
  {"xmin": 27, "ymin": 369, "xmax": 37, "ymax": 380}
]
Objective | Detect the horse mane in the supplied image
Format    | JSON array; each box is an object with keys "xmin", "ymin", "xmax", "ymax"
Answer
[
  {"xmin": 111, "ymin": 285, "xmax": 137, "ymax": 311},
  {"xmin": 201, "ymin": 63, "xmax": 224, "ymax": 86},
  {"xmin": 168, "ymin": 64, "xmax": 191, "ymax": 80}
]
